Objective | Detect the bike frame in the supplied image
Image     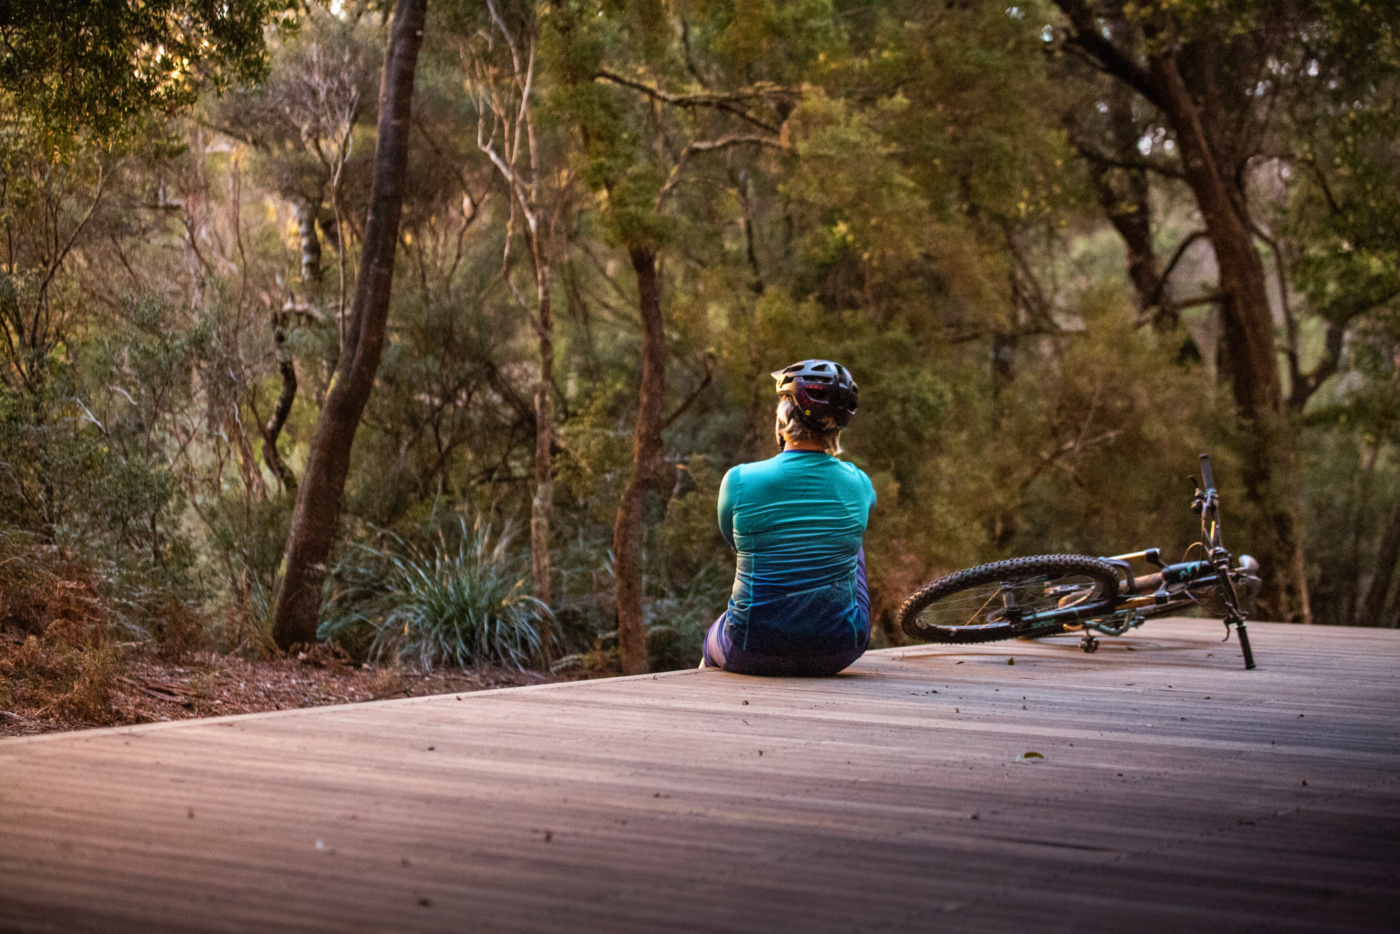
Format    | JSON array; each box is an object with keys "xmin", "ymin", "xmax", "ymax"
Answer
[{"xmin": 999, "ymin": 455, "xmax": 1258, "ymax": 669}]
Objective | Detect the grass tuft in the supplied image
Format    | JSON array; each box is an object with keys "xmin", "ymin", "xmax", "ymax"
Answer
[{"xmin": 320, "ymin": 518, "xmax": 549, "ymax": 671}]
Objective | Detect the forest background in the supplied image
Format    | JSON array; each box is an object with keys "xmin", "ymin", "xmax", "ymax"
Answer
[{"xmin": 2, "ymin": 0, "xmax": 1398, "ymax": 724}]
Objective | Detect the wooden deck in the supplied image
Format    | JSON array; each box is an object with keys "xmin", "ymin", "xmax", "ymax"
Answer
[{"xmin": 2, "ymin": 619, "xmax": 1398, "ymax": 933}]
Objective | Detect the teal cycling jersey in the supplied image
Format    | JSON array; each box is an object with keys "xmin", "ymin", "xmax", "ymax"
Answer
[{"xmin": 718, "ymin": 450, "xmax": 877, "ymax": 656}]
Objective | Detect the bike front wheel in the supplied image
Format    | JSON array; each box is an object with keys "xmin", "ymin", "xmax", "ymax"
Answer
[{"xmin": 899, "ymin": 555, "xmax": 1122, "ymax": 643}]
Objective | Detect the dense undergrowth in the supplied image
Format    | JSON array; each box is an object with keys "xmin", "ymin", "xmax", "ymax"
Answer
[
  {"xmin": 0, "ymin": 526, "xmax": 564, "ymax": 734},
  {"xmin": 0, "ymin": 532, "xmax": 172, "ymax": 727}
]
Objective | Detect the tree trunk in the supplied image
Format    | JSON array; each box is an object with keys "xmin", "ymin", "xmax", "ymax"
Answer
[
  {"xmin": 1070, "ymin": 11, "xmax": 1166, "ymax": 323},
  {"xmin": 613, "ymin": 246, "xmax": 665, "ymax": 676},
  {"xmin": 1097, "ymin": 85, "xmax": 1164, "ymax": 319},
  {"xmin": 1149, "ymin": 50, "xmax": 1310, "ymax": 623},
  {"xmin": 1053, "ymin": 0, "xmax": 1311, "ymax": 622},
  {"xmin": 1358, "ymin": 493, "xmax": 1400, "ymax": 626},
  {"xmin": 262, "ymin": 314, "xmax": 298, "ymax": 491},
  {"xmin": 531, "ymin": 244, "xmax": 555, "ymax": 658},
  {"xmin": 294, "ymin": 198, "xmax": 322, "ymax": 285},
  {"xmin": 271, "ymin": 0, "xmax": 426, "ymax": 650}
]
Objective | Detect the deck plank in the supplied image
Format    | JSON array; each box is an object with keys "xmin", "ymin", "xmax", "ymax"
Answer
[{"xmin": 2, "ymin": 619, "xmax": 1398, "ymax": 932}]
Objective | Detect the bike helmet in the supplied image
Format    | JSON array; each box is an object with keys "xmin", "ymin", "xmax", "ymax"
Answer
[{"xmin": 771, "ymin": 359, "xmax": 859, "ymax": 430}]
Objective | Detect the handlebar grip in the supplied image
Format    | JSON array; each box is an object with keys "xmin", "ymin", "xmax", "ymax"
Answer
[{"xmin": 1199, "ymin": 453, "xmax": 1216, "ymax": 492}]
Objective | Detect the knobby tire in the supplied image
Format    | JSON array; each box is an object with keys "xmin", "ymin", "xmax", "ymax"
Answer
[{"xmin": 899, "ymin": 555, "xmax": 1122, "ymax": 644}]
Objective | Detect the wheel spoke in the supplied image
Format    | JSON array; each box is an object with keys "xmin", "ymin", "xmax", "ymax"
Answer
[
  {"xmin": 915, "ymin": 573, "xmax": 1105, "ymax": 633},
  {"xmin": 900, "ymin": 556, "xmax": 1121, "ymax": 645},
  {"xmin": 960, "ymin": 586, "xmax": 1004, "ymax": 628}
]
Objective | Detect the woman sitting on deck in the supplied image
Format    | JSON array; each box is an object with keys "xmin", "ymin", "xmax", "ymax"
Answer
[{"xmin": 701, "ymin": 359, "xmax": 877, "ymax": 676}]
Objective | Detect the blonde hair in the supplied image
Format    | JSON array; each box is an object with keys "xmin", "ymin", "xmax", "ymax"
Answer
[{"xmin": 775, "ymin": 396, "xmax": 842, "ymax": 455}]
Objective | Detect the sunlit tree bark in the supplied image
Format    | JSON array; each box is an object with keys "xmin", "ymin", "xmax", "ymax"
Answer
[{"xmin": 272, "ymin": 0, "xmax": 427, "ymax": 649}]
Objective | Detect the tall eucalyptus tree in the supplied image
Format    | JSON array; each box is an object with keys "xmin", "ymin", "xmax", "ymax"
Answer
[{"xmin": 272, "ymin": 0, "xmax": 429, "ymax": 649}]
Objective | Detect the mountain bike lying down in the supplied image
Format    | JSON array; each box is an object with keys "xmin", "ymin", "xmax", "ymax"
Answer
[{"xmin": 898, "ymin": 454, "xmax": 1260, "ymax": 669}]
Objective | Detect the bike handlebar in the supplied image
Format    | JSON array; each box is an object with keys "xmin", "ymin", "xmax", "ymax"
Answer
[{"xmin": 1199, "ymin": 453, "xmax": 1216, "ymax": 492}]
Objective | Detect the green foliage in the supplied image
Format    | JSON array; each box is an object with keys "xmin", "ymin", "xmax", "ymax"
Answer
[
  {"xmin": 1283, "ymin": 0, "xmax": 1400, "ymax": 333},
  {"xmin": 642, "ymin": 562, "xmax": 729, "ymax": 670},
  {"xmin": 0, "ymin": 0, "xmax": 291, "ymax": 151},
  {"xmin": 1300, "ymin": 426, "xmax": 1399, "ymax": 621},
  {"xmin": 319, "ymin": 519, "xmax": 550, "ymax": 670},
  {"xmin": 644, "ymin": 455, "xmax": 731, "ymax": 667},
  {"xmin": 3, "ymin": 0, "xmax": 1399, "ymax": 684},
  {"xmin": 990, "ymin": 289, "xmax": 1234, "ymax": 560}
]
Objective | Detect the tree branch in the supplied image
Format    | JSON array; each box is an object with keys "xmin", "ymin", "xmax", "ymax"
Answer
[
  {"xmin": 1250, "ymin": 220, "xmax": 1306, "ymax": 406},
  {"xmin": 37, "ymin": 164, "xmax": 108, "ymax": 299},
  {"xmin": 593, "ymin": 68, "xmax": 785, "ymax": 134},
  {"xmin": 1293, "ymin": 319, "xmax": 1344, "ymax": 410},
  {"xmin": 1073, "ymin": 139, "xmax": 1186, "ymax": 180},
  {"xmin": 662, "ymin": 353, "xmax": 714, "ymax": 431},
  {"xmin": 1052, "ymin": 0, "xmax": 1164, "ymax": 110},
  {"xmin": 1176, "ymin": 290, "xmax": 1223, "ymax": 310},
  {"xmin": 657, "ymin": 134, "xmax": 784, "ymax": 207},
  {"xmin": 1144, "ymin": 229, "xmax": 1207, "ymax": 310}
]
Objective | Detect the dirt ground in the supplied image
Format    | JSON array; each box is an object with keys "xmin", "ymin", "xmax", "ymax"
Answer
[{"xmin": 0, "ymin": 636, "xmax": 554, "ymax": 738}]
